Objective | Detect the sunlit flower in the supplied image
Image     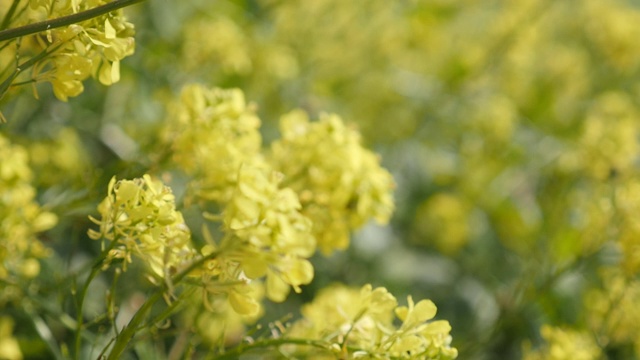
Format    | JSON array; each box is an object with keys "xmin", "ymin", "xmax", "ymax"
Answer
[
  {"xmin": 284, "ymin": 284, "xmax": 457, "ymax": 359},
  {"xmin": 88, "ymin": 175, "xmax": 196, "ymax": 277},
  {"xmin": 270, "ymin": 110, "xmax": 394, "ymax": 254}
]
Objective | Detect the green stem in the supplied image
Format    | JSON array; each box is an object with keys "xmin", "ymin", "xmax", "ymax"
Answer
[
  {"xmin": 0, "ymin": 42, "xmax": 62, "ymax": 101},
  {"xmin": 10, "ymin": 78, "xmax": 37, "ymax": 86},
  {"xmin": 73, "ymin": 239, "xmax": 119, "ymax": 360},
  {"xmin": 74, "ymin": 261, "xmax": 107, "ymax": 360},
  {"xmin": 107, "ymin": 290, "xmax": 163, "ymax": 360},
  {"xmin": 145, "ymin": 287, "xmax": 197, "ymax": 332},
  {"xmin": 0, "ymin": 0, "xmax": 21, "ymax": 31},
  {"xmin": 0, "ymin": 0, "xmax": 146, "ymax": 42},
  {"xmin": 214, "ymin": 338, "xmax": 331, "ymax": 360},
  {"xmin": 106, "ymin": 251, "xmax": 220, "ymax": 359}
]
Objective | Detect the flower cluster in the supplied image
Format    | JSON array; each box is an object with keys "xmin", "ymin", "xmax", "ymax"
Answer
[
  {"xmin": 27, "ymin": 127, "xmax": 91, "ymax": 187},
  {"xmin": 585, "ymin": 268, "xmax": 640, "ymax": 352},
  {"xmin": 76, "ymin": 81, "xmax": 447, "ymax": 357},
  {"xmin": 583, "ymin": 0, "xmax": 640, "ymax": 72},
  {"xmin": 284, "ymin": 284, "xmax": 457, "ymax": 359},
  {"xmin": 0, "ymin": 134, "xmax": 56, "ymax": 281},
  {"xmin": 163, "ymin": 85, "xmax": 262, "ymax": 203},
  {"xmin": 181, "ymin": 280, "xmax": 264, "ymax": 345},
  {"xmin": 218, "ymin": 165, "xmax": 315, "ymax": 303},
  {"xmin": 414, "ymin": 192, "xmax": 471, "ymax": 255},
  {"xmin": 194, "ymin": 164, "xmax": 314, "ymax": 317},
  {"xmin": 0, "ymin": 317, "xmax": 22, "ymax": 360},
  {"xmin": 1, "ymin": 0, "xmax": 135, "ymax": 101},
  {"xmin": 577, "ymin": 92, "xmax": 639, "ymax": 180},
  {"xmin": 88, "ymin": 175, "xmax": 195, "ymax": 277},
  {"xmin": 181, "ymin": 17, "xmax": 252, "ymax": 76},
  {"xmin": 87, "ymin": 168, "xmax": 314, "ymax": 320},
  {"xmin": 270, "ymin": 110, "xmax": 394, "ymax": 254},
  {"xmin": 613, "ymin": 182, "xmax": 640, "ymax": 275},
  {"xmin": 523, "ymin": 325, "xmax": 601, "ymax": 360}
]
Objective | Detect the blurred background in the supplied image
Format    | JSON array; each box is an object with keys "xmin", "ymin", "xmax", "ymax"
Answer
[{"xmin": 4, "ymin": 0, "xmax": 640, "ymax": 358}]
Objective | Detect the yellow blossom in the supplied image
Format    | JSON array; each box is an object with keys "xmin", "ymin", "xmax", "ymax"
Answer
[
  {"xmin": 88, "ymin": 175, "xmax": 196, "ymax": 277},
  {"xmin": 214, "ymin": 165, "xmax": 315, "ymax": 303},
  {"xmin": 270, "ymin": 110, "xmax": 395, "ymax": 254},
  {"xmin": 163, "ymin": 85, "xmax": 262, "ymax": 203},
  {"xmin": 523, "ymin": 325, "xmax": 601, "ymax": 360},
  {"xmin": 284, "ymin": 284, "xmax": 457, "ymax": 359},
  {"xmin": 0, "ymin": 317, "xmax": 22, "ymax": 360},
  {"xmin": 0, "ymin": 134, "xmax": 56, "ymax": 281}
]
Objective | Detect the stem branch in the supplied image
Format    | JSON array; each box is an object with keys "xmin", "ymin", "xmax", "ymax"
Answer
[
  {"xmin": 0, "ymin": 0, "xmax": 146, "ymax": 42},
  {"xmin": 106, "ymin": 251, "xmax": 220, "ymax": 359}
]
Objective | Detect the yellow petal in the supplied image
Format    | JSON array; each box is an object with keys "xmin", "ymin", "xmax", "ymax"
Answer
[
  {"xmin": 105, "ymin": 19, "xmax": 116, "ymax": 39},
  {"xmin": 228, "ymin": 289, "xmax": 260, "ymax": 316}
]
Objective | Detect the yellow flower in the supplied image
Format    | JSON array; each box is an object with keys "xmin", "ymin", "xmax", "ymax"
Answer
[
  {"xmin": 414, "ymin": 193, "xmax": 471, "ymax": 255},
  {"xmin": 19, "ymin": 1, "xmax": 135, "ymax": 101},
  {"xmin": 88, "ymin": 175, "xmax": 196, "ymax": 277},
  {"xmin": 0, "ymin": 317, "xmax": 22, "ymax": 360},
  {"xmin": 284, "ymin": 284, "xmax": 457, "ymax": 359},
  {"xmin": 216, "ymin": 165, "xmax": 315, "ymax": 302},
  {"xmin": 585, "ymin": 268, "xmax": 640, "ymax": 351},
  {"xmin": 181, "ymin": 282, "xmax": 264, "ymax": 346},
  {"xmin": 163, "ymin": 85, "xmax": 262, "ymax": 203},
  {"xmin": 0, "ymin": 134, "xmax": 56, "ymax": 282},
  {"xmin": 523, "ymin": 325, "xmax": 601, "ymax": 360},
  {"xmin": 270, "ymin": 110, "xmax": 395, "ymax": 254}
]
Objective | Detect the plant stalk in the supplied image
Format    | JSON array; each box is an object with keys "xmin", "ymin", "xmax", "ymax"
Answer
[{"xmin": 0, "ymin": 0, "xmax": 146, "ymax": 42}]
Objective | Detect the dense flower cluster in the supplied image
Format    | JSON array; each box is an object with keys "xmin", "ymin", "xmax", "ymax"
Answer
[
  {"xmin": 0, "ymin": 0, "xmax": 135, "ymax": 101},
  {"xmin": 270, "ymin": 110, "xmax": 394, "ymax": 254},
  {"xmin": 577, "ymin": 92, "xmax": 639, "ymax": 180},
  {"xmin": 0, "ymin": 134, "xmax": 56, "ymax": 281},
  {"xmin": 585, "ymin": 268, "xmax": 640, "ymax": 353},
  {"xmin": 523, "ymin": 325, "xmax": 601, "ymax": 360},
  {"xmin": 219, "ymin": 165, "xmax": 315, "ymax": 302},
  {"xmin": 193, "ymin": 164, "xmax": 315, "ymax": 317},
  {"xmin": 283, "ymin": 284, "xmax": 457, "ymax": 359},
  {"xmin": 181, "ymin": 17, "xmax": 252, "ymax": 76},
  {"xmin": 88, "ymin": 175, "xmax": 195, "ymax": 277},
  {"xmin": 164, "ymin": 85, "xmax": 262, "ymax": 203},
  {"xmin": 181, "ymin": 280, "xmax": 264, "ymax": 345}
]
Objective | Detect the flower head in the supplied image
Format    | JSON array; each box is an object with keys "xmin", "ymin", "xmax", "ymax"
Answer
[
  {"xmin": 270, "ymin": 110, "xmax": 395, "ymax": 254},
  {"xmin": 214, "ymin": 165, "xmax": 315, "ymax": 302},
  {"xmin": 284, "ymin": 284, "xmax": 457, "ymax": 359},
  {"xmin": 164, "ymin": 85, "xmax": 262, "ymax": 203},
  {"xmin": 0, "ymin": 134, "xmax": 56, "ymax": 281},
  {"xmin": 88, "ymin": 175, "xmax": 196, "ymax": 277}
]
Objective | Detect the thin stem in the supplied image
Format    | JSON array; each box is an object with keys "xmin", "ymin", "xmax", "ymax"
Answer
[
  {"xmin": 106, "ymin": 251, "xmax": 221, "ymax": 360},
  {"xmin": 144, "ymin": 287, "xmax": 197, "ymax": 332},
  {"xmin": 107, "ymin": 269, "xmax": 121, "ymax": 337},
  {"xmin": 0, "ymin": 0, "xmax": 146, "ymax": 42},
  {"xmin": 10, "ymin": 78, "xmax": 37, "ymax": 86},
  {"xmin": 73, "ymin": 264, "xmax": 105, "ymax": 359},
  {"xmin": 340, "ymin": 307, "xmax": 367, "ymax": 350},
  {"xmin": 73, "ymin": 239, "xmax": 119, "ymax": 360},
  {"xmin": 215, "ymin": 338, "xmax": 331, "ymax": 360},
  {"xmin": 0, "ymin": 0, "xmax": 21, "ymax": 31},
  {"xmin": 0, "ymin": 41, "xmax": 63, "ymax": 101}
]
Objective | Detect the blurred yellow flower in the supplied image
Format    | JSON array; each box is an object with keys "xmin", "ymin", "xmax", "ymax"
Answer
[{"xmin": 270, "ymin": 110, "xmax": 394, "ymax": 254}]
